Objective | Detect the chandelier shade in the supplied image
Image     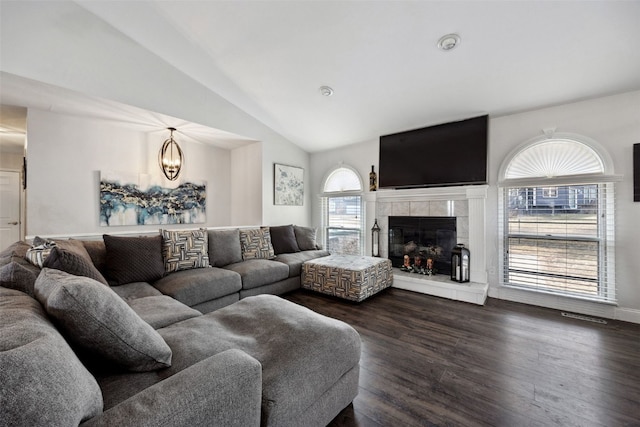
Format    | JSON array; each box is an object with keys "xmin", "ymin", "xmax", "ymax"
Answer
[{"xmin": 159, "ymin": 127, "xmax": 183, "ymax": 181}]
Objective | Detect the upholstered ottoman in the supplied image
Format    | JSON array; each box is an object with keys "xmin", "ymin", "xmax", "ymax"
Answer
[{"xmin": 302, "ymin": 255, "xmax": 393, "ymax": 302}]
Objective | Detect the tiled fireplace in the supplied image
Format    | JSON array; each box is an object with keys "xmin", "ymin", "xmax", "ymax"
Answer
[{"xmin": 366, "ymin": 185, "xmax": 488, "ymax": 304}]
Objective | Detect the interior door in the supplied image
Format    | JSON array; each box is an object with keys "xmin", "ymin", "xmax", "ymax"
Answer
[{"xmin": 0, "ymin": 170, "xmax": 21, "ymax": 251}]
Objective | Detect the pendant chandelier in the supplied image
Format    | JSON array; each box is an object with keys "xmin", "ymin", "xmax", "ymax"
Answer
[{"xmin": 159, "ymin": 127, "xmax": 183, "ymax": 181}]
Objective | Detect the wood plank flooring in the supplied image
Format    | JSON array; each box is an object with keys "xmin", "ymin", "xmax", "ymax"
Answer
[{"xmin": 284, "ymin": 288, "xmax": 640, "ymax": 427}]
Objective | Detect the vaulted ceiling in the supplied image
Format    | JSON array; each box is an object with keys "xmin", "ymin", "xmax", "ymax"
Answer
[{"xmin": 3, "ymin": 1, "xmax": 640, "ymax": 153}]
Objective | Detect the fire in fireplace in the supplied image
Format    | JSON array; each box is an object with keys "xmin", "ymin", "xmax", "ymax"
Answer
[{"xmin": 388, "ymin": 216, "xmax": 457, "ymax": 275}]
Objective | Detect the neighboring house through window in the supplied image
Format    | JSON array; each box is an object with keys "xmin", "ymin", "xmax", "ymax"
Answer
[
  {"xmin": 498, "ymin": 134, "xmax": 618, "ymax": 303},
  {"xmin": 321, "ymin": 165, "xmax": 364, "ymax": 255}
]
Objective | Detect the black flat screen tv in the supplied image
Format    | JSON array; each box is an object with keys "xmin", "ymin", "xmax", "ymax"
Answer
[{"xmin": 379, "ymin": 115, "xmax": 488, "ymax": 189}]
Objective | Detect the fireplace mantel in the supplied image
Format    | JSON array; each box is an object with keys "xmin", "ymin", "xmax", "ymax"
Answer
[{"xmin": 366, "ymin": 185, "xmax": 489, "ymax": 304}]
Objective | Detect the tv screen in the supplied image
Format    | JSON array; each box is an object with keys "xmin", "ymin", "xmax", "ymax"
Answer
[{"xmin": 379, "ymin": 115, "xmax": 488, "ymax": 189}]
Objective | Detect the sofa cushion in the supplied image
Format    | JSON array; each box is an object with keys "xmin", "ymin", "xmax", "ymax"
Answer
[
  {"xmin": 110, "ymin": 281, "xmax": 164, "ymax": 301},
  {"xmin": 161, "ymin": 228, "xmax": 210, "ymax": 273},
  {"xmin": 239, "ymin": 227, "xmax": 275, "ymax": 260},
  {"xmin": 0, "ymin": 287, "xmax": 103, "ymax": 425},
  {"xmin": 224, "ymin": 258, "xmax": 289, "ymax": 290},
  {"xmin": 127, "ymin": 295, "xmax": 202, "ymax": 329},
  {"xmin": 158, "ymin": 295, "xmax": 361, "ymax": 426},
  {"xmin": 275, "ymin": 249, "xmax": 331, "ymax": 277},
  {"xmin": 79, "ymin": 239, "xmax": 108, "ymax": 274},
  {"xmin": 103, "ymin": 234, "xmax": 165, "ymax": 285},
  {"xmin": 43, "ymin": 245, "xmax": 109, "ymax": 286},
  {"xmin": 0, "ymin": 261, "xmax": 39, "ymax": 297},
  {"xmin": 153, "ymin": 267, "xmax": 242, "ymax": 307},
  {"xmin": 34, "ymin": 268, "xmax": 172, "ymax": 372},
  {"xmin": 294, "ymin": 225, "xmax": 319, "ymax": 250},
  {"xmin": 270, "ymin": 224, "xmax": 301, "ymax": 255},
  {"xmin": 0, "ymin": 240, "xmax": 31, "ymax": 265},
  {"xmin": 208, "ymin": 228, "xmax": 243, "ymax": 267}
]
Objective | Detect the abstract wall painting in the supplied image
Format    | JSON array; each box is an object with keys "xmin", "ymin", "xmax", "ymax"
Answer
[
  {"xmin": 274, "ymin": 163, "xmax": 304, "ymax": 206},
  {"xmin": 100, "ymin": 171, "xmax": 206, "ymax": 226}
]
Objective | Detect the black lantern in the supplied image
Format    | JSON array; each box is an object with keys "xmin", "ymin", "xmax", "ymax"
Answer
[
  {"xmin": 371, "ymin": 219, "xmax": 380, "ymax": 257},
  {"xmin": 451, "ymin": 243, "xmax": 470, "ymax": 282}
]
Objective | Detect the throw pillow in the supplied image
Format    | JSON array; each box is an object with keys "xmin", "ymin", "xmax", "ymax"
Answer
[
  {"xmin": 43, "ymin": 245, "xmax": 109, "ymax": 286},
  {"xmin": 24, "ymin": 236, "xmax": 57, "ymax": 267},
  {"xmin": 0, "ymin": 261, "xmax": 39, "ymax": 297},
  {"xmin": 294, "ymin": 225, "xmax": 318, "ymax": 250},
  {"xmin": 207, "ymin": 229, "xmax": 243, "ymax": 267},
  {"xmin": 269, "ymin": 225, "xmax": 301, "ymax": 254},
  {"xmin": 103, "ymin": 234, "xmax": 165, "ymax": 285},
  {"xmin": 160, "ymin": 228, "xmax": 210, "ymax": 273},
  {"xmin": 34, "ymin": 268, "xmax": 172, "ymax": 372},
  {"xmin": 0, "ymin": 287, "xmax": 103, "ymax": 426},
  {"xmin": 239, "ymin": 227, "xmax": 275, "ymax": 260}
]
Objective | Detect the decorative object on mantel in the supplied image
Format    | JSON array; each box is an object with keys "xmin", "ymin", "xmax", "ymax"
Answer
[
  {"xmin": 371, "ymin": 219, "xmax": 380, "ymax": 257},
  {"xmin": 451, "ymin": 243, "xmax": 470, "ymax": 283},
  {"xmin": 274, "ymin": 163, "xmax": 304, "ymax": 206},
  {"xmin": 99, "ymin": 171, "xmax": 206, "ymax": 226},
  {"xmin": 159, "ymin": 127, "xmax": 183, "ymax": 181},
  {"xmin": 369, "ymin": 165, "xmax": 377, "ymax": 191}
]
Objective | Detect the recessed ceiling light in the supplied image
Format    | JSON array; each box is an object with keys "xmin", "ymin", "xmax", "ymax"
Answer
[
  {"xmin": 319, "ymin": 86, "xmax": 334, "ymax": 97},
  {"xmin": 437, "ymin": 33, "xmax": 461, "ymax": 51}
]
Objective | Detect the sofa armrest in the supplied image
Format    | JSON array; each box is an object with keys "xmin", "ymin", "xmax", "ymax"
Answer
[{"xmin": 82, "ymin": 349, "xmax": 262, "ymax": 427}]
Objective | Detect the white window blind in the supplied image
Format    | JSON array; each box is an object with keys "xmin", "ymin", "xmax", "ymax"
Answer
[{"xmin": 502, "ymin": 183, "xmax": 615, "ymax": 302}]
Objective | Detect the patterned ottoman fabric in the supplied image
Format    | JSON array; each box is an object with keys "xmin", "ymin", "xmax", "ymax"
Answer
[{"xmin": 302, "ymin": 255, "xmax": 393, "ymax": 302}]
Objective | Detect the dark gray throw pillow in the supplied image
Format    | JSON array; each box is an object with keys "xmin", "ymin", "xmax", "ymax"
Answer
[
  {"xmin": 34, "ymin": 268, "xmax": 172, "ymax": 372},
  {"xmin": 43, "ymin": 245, "xmax": 109, "ymax": 286},
  {"xmin": 269, "ymin": 225, "xmax": 301, "ymax": 254},
  {"xmin": 294, "ymin": 225, "xmax": 318, "ymax": 251},
  {"xmin": 103, "ymin": 234, "xmax": 165, "ymax": 285},
  {"xmin": 208, "ymin": 229, "xmax": 243, "ymax": 267},
  {"xmin": 0, "ymin": 261, "xmax": 39, "ymax": 297}
]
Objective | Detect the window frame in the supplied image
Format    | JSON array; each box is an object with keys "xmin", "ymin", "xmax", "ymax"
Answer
[
  {"xmin": 498, "ymin": 133, "xmax": 620, "ymax": 304},
  {"xmin": 320, "ymin": 165, "xmax": 365, "ymax": 255}
]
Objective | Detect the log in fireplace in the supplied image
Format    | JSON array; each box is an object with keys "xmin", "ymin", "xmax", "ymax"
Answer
[{"xmin": 388, "ymin": 216, "xmax": 457, "ymax": 275}]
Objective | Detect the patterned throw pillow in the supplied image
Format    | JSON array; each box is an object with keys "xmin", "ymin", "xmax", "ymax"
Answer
[
  {"xmin": 239, "ymin": 227, "xmax": 275, "ymax": 260},
  {"xmin": 24, "ymin": 237, "xmax": 57, "ymax": 267},
  {"xmin": 160, "ymin": 228, "xmax": 210, "ymax": 273}
]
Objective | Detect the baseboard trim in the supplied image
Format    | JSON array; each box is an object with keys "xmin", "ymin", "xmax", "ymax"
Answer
[{"xmin": 615, "ymin": 307, "xmax": 640, "ymax": 324}]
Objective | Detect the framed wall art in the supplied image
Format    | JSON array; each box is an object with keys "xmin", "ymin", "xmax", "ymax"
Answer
[
  {"xmin": 99, "ymin": 171, "xmax": 206, "ymax": 226},
  {"xmin": 274, "ymin": 163, "xmax": 304, "ymax": 206}
]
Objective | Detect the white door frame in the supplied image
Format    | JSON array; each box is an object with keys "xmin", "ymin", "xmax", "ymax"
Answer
[{"xmin": 0, "ymin": 168, "xmax": 25, "ymax": 248}]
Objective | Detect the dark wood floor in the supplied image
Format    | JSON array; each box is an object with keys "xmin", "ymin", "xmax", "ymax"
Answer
[{"xmin": 285, "ymin": 288, "xmax": 640, "ymax": 427}]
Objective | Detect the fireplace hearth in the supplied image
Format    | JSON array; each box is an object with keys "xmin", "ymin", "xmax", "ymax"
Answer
[{"xmin": 388, "ymin": 216, "xmax": 457, "ymax": 275}]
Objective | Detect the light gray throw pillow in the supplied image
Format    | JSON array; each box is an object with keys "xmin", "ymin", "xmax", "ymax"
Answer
[
  {"xmin": 0, "ymin": 287, "xmax": 103, "ymax": 425},
  {"xmin": 34, "ymin": 268, "xmax": 172, "ymax": 372}
]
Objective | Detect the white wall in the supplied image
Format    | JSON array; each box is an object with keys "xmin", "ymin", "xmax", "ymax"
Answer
[
  {"xmin": 310, "ymin": 90, "xmax": 640, "ymax": 322},
  {"xmin": 230, "ymin": 143, "xmax": 262, "ymax": 226},
  {"xmin": 262, "ymin": 137, "xmax": 311, "ymax": 227},
  {"xmin": 26, "ymin": 109, "xmax": 232, "ymax": 236},
  {"xmin": 1, "ymin": 0, "xmax": 309, "ymax": 228}
]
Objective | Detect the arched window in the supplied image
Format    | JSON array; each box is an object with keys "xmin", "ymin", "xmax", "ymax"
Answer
[
  {"xmin": 321, "ymin": 165, "xmax": 364, "ymax": 255},
  {"xmin": 498, "ymin": 133, "xmax": 618, "ymax": 303}
]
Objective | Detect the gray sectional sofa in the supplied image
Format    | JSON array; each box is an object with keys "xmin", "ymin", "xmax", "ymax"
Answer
[{"xmin": 0, "ymin": 225, "xmax": 360, "ymax": 427}]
